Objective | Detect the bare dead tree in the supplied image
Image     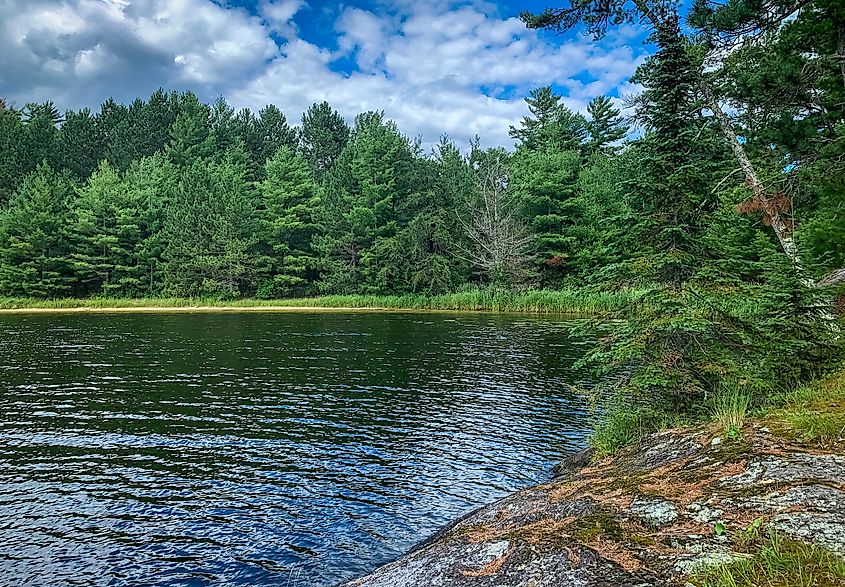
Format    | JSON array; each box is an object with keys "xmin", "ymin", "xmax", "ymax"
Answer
[
  {"xmin": 701, "ymin": 82, "xmax": 803, "ymax": 267},
  {"xmin": 457, "ymin": 155, "xmax": 535, "ymax": 288}
]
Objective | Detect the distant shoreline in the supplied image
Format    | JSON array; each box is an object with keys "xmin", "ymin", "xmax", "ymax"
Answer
[
  {"xmin": 0, "ymin": 305, "xmax": 469, "ymax": 315},
  {"xmin": 0, "ymin": 290, "xmax": 642, "ymax": 315}
]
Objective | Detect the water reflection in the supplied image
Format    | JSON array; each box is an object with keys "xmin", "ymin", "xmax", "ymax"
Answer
[{"xmin": 0, "ymin": 312, "xmax": 592, "ymax": 586}]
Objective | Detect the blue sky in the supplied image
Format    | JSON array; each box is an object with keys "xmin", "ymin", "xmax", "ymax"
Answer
[{"xmin": 0, "ymin": 0, "xmax": 652, "ymax": 148}]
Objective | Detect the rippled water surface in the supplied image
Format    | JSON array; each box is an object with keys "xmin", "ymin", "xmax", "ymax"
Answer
[{"xmin": 0, "ymin": 312, "xmax": 593, "ymax": 586}]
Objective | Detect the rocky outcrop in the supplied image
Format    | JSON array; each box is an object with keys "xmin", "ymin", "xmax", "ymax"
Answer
[{"xmin": 343, "ymin": 426, "xmax": 845, "ymax": 587}]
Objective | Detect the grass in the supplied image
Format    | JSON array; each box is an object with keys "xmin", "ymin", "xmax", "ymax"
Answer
[
  {"xmin": 590, "ymin": 365, "xmax": 845, "ymax": 457},
  {"xmin": 0, "ymin": 287, "xmax": 644, "ymax": 314},
  {"xmin": 590, "ymin": 404, "xmax": 679, "ymax": 458},
  {"xmin": 693, "ymin": 532, "xmax": 845, "ymax": 587},
  {"xmin": 710, "ymin": 385, "xmax": 752, "ymax": 440},
  {"xmin": 758, "ymin": 368, "xmax": 845, "ymax": 449}
]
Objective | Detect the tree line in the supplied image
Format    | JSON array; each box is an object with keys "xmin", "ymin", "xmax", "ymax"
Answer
[
  {"xmin": 1, "ymin": 0, "xmax": 843, "ymax": 404},
  {"xmin": 0, "ymin": 86, "xmax": 634, "ymax": 299}
]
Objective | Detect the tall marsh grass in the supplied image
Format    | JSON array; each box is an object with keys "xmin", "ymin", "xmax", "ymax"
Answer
[{"xmin": 0, "ymin": 287, "xmax": 644, "ymax": 314}]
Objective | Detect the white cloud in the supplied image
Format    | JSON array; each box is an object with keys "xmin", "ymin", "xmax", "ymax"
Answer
[
  {"xmin": 0, "ymin": 0, "xmax": 648, "ymax": 149},
  {"xmin": 260, "ymin": 0, "xmax": 307, "ymax": 35}
]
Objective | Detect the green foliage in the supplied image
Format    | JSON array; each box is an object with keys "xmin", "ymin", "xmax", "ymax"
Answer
[
  {"xmin": 70, "ymin": 161, "xmax": 144, "ymax": 296},
  {"xmin": 580, "ymin": 17, "xmax": 738, "ymax": 406},
  {"xmin": 259, "ymin": 147, "xmax": 320, "ymax": 297},
  {"xmin": 299, "ymin": 101, "xmax": 350, "ymax": 177},
  {"xmin": 0, "ymin": 104, "xmax": 26, "ymax": 204},
  {"xmin": 510, "ymin": 148, "xmax": 581, "ymax": 285},
  {"xmin": 162, "ymin": 153, "xmax": 267, "ymax": 298},
  {"xmin": 313, "ymin": 111, "xmax": 414, "ymax": 293},
  {"xmin": 693, "ymin": 532, "xmax": 845, "ymax": 587},
  {"xmin": 0, "ymin": 164, "xmax": 74, "ymax": 297},
  {"xmin": 758, "ymin": 367, "xmax": 845, "ymax": 449},
  {"xmin": 56, "ymin": 108, "xmax": 100, "ymax": 180},
  {"xmin": 508, "ymin": 86, "xmax": 588, "ymax": 152},
  {"xmin": 123, "ymin": 152, "xmax": 178, "ymax": 295},
  {"xmin": 166, "ymin": 94, "xmax": 214, "ymax": 167},
  {"xmin": 586, "ymin": 95, "xmax": 629, "ymax": 153},
  {"xmin": 590, "ymin": 403, "xmax": 677, "ymax": 457}
]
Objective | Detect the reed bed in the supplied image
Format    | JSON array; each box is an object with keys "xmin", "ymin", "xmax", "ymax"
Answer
[{"xmin": 0, "ymin": 288, "xmax": 644, "ymax": 314}]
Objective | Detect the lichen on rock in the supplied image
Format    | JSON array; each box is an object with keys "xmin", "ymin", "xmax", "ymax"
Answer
[{"xmin": 343, "ymin": 426, "xmax": 845, "ymax": 587}]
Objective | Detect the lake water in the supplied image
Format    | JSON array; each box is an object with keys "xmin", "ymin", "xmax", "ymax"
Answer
[{"xmin": 0, "ymin": 312, "xmax": 593, "ymax": 586}]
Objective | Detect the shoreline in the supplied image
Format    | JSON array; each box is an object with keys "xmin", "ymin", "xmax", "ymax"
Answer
[
  {"xmin": 345, "ymin": 368, "xmax": 845, "ymax": 586},
  {"xmin": 0, "ymin": 290, "xmax": 641, "ymax": 315},
  {"xmin": 0, "ymin": 305, "xmax": 495, "ymax": 315},
  {"xmin": 345, "ymin": 426, "xmax": 845, "ymax": 587}
]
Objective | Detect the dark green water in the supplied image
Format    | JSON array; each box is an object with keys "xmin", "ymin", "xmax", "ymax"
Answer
[{"xmin": 0, "ymin": 312, "xmax": 593, "ymax": 586}]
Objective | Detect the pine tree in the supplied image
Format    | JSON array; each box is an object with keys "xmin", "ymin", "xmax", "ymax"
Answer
[
  {"xmin": 0, "ymin": 104, "xmax": 26, "ymax": 204},
  {"xmin": 253, "ymin": 105, "xmax": 298, "ymax": 167},
  {"xmin": 69, "ymin": 161, "xmax": 143, "ymax": 296},
  {"xmin": 300, "ymin": 101, "xmax": 350, "ymax": 177},
  {"xmin": 162, "ymin": 148, "xmax": 266, "ymax": 298},
  {"xmin": 165, "ymin": 94, "xmax": 214, "ymax": 167},
  {"xmin": 22, "ymin": 102, "xmax": 61, "ymax": 171},
  {"xmin": 394, "ymin": 138, "xmax": 473, "ymax": 294},
  {"xmin": 259, "ymin": 147, "xmax": 319, "ymax": 297},
  {"xmin": 0, "ymin": 164, "xmax": 75, "ymax": 297},
  {"xmin": 132, "ymin": 89, "xmax": 181, "ymax": 159},
  {"xmin": 57, "ymin": 108, "xmax": 101, "ymax": 180},
  {"xmin": 210, "ymin": 97, "xmax": 239, "ymax": 154},
  {"xmin": 578, "ymin": 16, "xmax": 733, "ymax": 402},
  {"xmin": 509, "ymin": 86, "xmax": 588, "ymax": 152},
  {"xmin": 509, "ymin": 147, "xmax": 581, "ymax": 286},
  {"xmin": 95, "ymin": 98, "xmax": 135, "ymax": 171},
  {"xmin": 125, "ymin": 152, "xmax": 179, "ymax": 296},
  {"xmin": 312, "ymin": 112, "xmax": 411, "ymax": 293},
  {"xmin": 586, "ymin": 95, "xmax": 628, "ymax": 153},
  {"xmin": 569, "ymin": 151, "xmax": 633, "ymax": 282}
]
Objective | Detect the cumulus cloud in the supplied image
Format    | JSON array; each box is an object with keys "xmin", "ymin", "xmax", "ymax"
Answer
[
  {"xmin": 260, "ymin": 0, "xmax": 307, "ymax": 35},
  {"xmin": 0, "ymin": 0, "xmax": 648, "ymax": 148}
]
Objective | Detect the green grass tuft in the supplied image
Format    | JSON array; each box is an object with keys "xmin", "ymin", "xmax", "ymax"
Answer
[
  {"xmin": 693, "ymin": 532, "xmax": 845, "ymax": 587},
  {"xmin": 590, "ymin": 404, "xmax": 677, "ymax": 458},
  {"xmin": 710, "ymin": 385, "xmax": 751, "ymax": 440},
  {"xmin": 758, "ymin": 368, "xmax": 845, "ymax": 449}
]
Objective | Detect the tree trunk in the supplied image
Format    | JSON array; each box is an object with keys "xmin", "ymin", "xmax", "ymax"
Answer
[
  {"xmin": 701, "ymin": 82, "xmax": 803, "ymax": 268},
  {"xmin": 838, "ymin": 20, "xmax": 845, "ymax": 89}
]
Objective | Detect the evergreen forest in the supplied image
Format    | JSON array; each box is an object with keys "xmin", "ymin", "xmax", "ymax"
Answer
[{"xmin": 1, "ymin": 0, "xmax": 844, "ymax": 409}]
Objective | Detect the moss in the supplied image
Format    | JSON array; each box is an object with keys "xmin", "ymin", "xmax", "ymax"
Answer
[
  {"xmin": 572, "ymin": 514, "xmax": 625, "ymax": 543},
  {"xmin": 627, "ymin": 533, "xmax": 657, "ymax": 547},
  {"xmin": 702, "ymin": 437, "xmax": 753, "ymax": 466}
]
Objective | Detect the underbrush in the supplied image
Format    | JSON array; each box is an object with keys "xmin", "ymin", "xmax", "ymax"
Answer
[
  {"xmin": 590, "ymin": 366, "xmax": 845, "ymax": 457},
  {"xmin": 709, "ymin": 385, "xmax": 752, "ymax": 440},
  {"xmin": 590, "ymin": 404, "xmax": 680, "ymax": 458}
]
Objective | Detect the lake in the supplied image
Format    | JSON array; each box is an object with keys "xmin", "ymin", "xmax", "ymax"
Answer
[{"xmin": 0, "ymin": 312, "xmax": 593, "ymax": 586}]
